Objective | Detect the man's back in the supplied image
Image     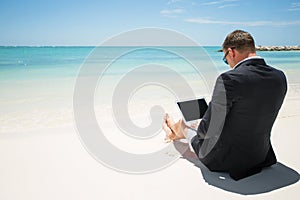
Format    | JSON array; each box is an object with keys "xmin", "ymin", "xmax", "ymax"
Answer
[{"xmin": 191, "ymin": 58, "xmax": 287, "ymax": 180}]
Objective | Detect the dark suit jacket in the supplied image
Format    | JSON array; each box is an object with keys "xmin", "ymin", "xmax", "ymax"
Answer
[{"xmin": 191, "ymin": 58, "xmax": 287, "ymax": 180}]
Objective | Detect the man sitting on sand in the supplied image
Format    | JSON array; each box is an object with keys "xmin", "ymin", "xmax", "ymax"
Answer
[{"xmin": 163, "ymin": 30, "xmax": 287, "ymax": 180}]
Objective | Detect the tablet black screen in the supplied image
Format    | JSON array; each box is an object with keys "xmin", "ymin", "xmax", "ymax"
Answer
[{"xmin": 177, "ymin": 98, "xmax": 208, "ymax": 121}]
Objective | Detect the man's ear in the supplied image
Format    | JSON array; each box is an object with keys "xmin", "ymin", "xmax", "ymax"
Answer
[{"xmin": 229, "ymin": 48, "xmax": 235, "ymax": 58}]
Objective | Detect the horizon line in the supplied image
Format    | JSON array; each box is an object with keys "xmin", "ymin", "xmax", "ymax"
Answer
[{"xmin": 0, "ymin": 45, "xmax": 299, "ymax": 47}]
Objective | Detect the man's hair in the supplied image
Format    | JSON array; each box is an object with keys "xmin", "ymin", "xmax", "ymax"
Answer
[{"xmin": 222, "ymin": 30, "xmax": 256, "ymax": 53}]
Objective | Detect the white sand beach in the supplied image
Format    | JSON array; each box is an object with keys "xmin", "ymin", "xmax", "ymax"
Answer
[{"xmin": 0, "ymin": 81, "xmax": 299, "ymax": 200}]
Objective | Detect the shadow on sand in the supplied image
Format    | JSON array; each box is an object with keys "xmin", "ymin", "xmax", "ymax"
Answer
[{"xmin": 173, "ymin": 141, "xmax": 300, "ymax": 195}]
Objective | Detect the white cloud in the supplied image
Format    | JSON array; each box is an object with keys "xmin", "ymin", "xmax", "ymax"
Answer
[
  {"xmin": 167, "ymin": 0, "xmax": 183, "ymax": 5},
  {"xmin": 289, "ymin": 2, "xmax": 300, "ymax": 11},
  {"xmin": 185, "ymin": 17, "xmax": 300, "ymax": 26},
  {"xmin": 201, "ymin": 0, "xmax": 239, "ymax": 9},
  {"xmin": 160, "ymin": 9, "xmax": 185, "ymax": 17},
  {"xmin": 218, "ymin": 4, "xmax": 238, "ymax": 8},
  {"xmin": 201, "ymin": 1, "xmax": 220, "ymax": 6},
  {"xmin": 201, "ymin": 0, "xmax": 239, "ymax": 6}
]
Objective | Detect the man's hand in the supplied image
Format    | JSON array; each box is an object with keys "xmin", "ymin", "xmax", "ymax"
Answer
[{"xmin": 162, "ymin": 113, "xmax": 188, "ymax": 142}]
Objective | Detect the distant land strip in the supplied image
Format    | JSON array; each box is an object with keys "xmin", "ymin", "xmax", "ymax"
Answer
[
  {"xmin": 256, "ymin": 46, "xmax": 300, "ymax": 51},
  {"xmin": 218, "ymin": 46, "xmax": 300, "ymax": 52}
]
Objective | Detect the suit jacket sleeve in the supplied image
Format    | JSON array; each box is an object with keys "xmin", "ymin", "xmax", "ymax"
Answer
[{"xmin": 191, "ymin": 73, "xmax": 235, "ymax": 161}]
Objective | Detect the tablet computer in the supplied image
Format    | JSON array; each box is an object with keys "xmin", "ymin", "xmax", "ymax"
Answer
[{"xmin": 176, "ymin": 98, "xmax": 208, "ymax": 129}]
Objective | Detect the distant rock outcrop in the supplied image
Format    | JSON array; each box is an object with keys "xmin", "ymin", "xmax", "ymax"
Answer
[
  {"xmin": 217, "ymin": 46, "xmax": 300, "ymax": 52},
  {"xmin": 256, "ymin": 46, "xmax": 300, "ymax": 51}
]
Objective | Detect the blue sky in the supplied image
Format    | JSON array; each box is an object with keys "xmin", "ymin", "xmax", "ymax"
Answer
[{"xmin": 0, "ymin": 0, "xmax": 300, "ymax": 46}]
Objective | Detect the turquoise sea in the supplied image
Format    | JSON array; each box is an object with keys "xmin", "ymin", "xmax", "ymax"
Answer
[
  {"xmin": 0, "ymin": 46, "xmax": 299, "ymax": 80},
  {"xmin": 0, "ymin": 46, "xmax": 299, "ymax": 133}
]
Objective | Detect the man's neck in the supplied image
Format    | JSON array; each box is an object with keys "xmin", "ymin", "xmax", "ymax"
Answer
[
  {"xmin": 241, "ymin": 52, "xmax": 257, "ymax": 61},
  {"xmin": 232, "ymin": 53, "xmax": 261, "ymax": 69},
  {"xmin": 231, "ymin": 52, "xmax": 257, "ymax": 69}
]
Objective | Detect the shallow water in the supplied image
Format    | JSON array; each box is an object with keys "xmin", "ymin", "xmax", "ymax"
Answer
[{"xmin": 0, "ymin": 46, "xmax": 299, "ymax": 133}]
